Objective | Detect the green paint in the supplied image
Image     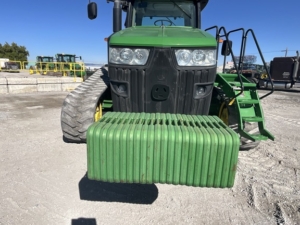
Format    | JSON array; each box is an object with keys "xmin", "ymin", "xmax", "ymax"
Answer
[
  {"xmin": 214, "ymin": 73, "xmax": 275, "ymax": 142},
  {"xmin": 86, "ymin": 112, "xmax": 240, "ymax": 188},
  {"xmin": 109, "ymin": 27, "xmax": 216, "ymax": 48}
]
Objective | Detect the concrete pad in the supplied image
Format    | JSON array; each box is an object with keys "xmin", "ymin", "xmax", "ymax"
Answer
[
  {"xmin": 36, "ymin": 78, "xmax": 62, "ymax": 84},
  {"xmin": 62, "ymin": 83, "xmax": 81, "ymax": 92},
  {"xmin": 8, "ymin": 85, "xmax": 38, "ymax": 93},
  {"xmin": 7, "ymin": 77, "xmax": 37, "ymax": 85},
  {"xmin": 37, "ymin": 84, "xmax": 62, "ymax": 92},
  {"xmin": 61, "ymin": 77, "xmax": 83, "ymax": 83},
  {"xmin": 0, "ymin": 86, "xmax": 8, "ymax": 94},
  {"xmin": 0, "ymin": 78, "xmax": 8, "ymax": 93},
  {"xmin": 0, "ymin": 78, "xmax": 7, "ymax": 85}
]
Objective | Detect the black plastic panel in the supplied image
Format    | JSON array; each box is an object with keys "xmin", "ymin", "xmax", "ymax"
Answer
[
  {"xmin": 270, "ymin": 57, "xmax": 300, "ymax": 82},
  {"xmin": 109, "ymin": 48, "xmax": 217, "ymax": 115}
]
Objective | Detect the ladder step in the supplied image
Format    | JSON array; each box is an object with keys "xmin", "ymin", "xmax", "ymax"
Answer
[
  {"xmin": 229, "ymin": 82, "xmax": 256, "ymax": 87},
  {"xmin": 242, "ymin": 117, "xmax": 263, "ymax": 122},
  {"xmin": 248, "ymin": 134, "xmax": 269, "ymax": 141},
  {"xmin": 240, "ymin": 130, "xmax": 273, "ymax": 142},
  {"xmin": 238, "ymin": 99, "xmax": 260, "ymax": 104},
  {"xmin": 242, "ymin": 83, "xmax": 257, "ymax": 87},
  {"xmin": 229, "ymin": 82, "xmax": 240, "ymax": 87}
]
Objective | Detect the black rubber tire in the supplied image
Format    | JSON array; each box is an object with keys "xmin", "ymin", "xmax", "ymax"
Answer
[
  {"xmin": 60, "ymin": 68, "xmax": 109, "ymax": 143},
  {"xmin": 226, "ymin": 102, "xmax": 260, "ymax": 151}
]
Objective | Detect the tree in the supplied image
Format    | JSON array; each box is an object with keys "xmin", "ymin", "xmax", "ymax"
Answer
[
  {"xmin": 233, "ymin": 55, "xmax": 257, "ymax": 65},
  {"xmin": 0, "ymin": 42, "xmax": 29, "ymax": 61}
]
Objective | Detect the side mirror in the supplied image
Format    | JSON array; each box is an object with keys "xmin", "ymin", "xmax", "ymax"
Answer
[
  {"xmin": 80, "ymin": 56, "xmax": 82, "ymax": 60},
  {"xmin": 221, "ymin": 40, "xmax": 232, "ymax": 56},
  {"xmin": 88, "ymin": 2, "xmax": 97, "ymax": 20}
]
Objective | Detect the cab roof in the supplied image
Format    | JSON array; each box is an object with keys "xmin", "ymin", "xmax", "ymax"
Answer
[{"xmin": 127, "ymin": 0, "xmax": 209, "ymax": 11}]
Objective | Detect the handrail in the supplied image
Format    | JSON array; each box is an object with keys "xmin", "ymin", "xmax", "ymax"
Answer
[
  {"xmin": 218, "ymin": 26, "xmax": 244, "ymax": 99},
  {"xmin": 205, "ymin": 25, "xmax": 274, "ymax": 100},
  {"xmin": 226, "ymin": 28, "xmax": 245, "ymax": 72},
  {"xmin": 2, "ymin": 61, "xmax": 86, "ymax": 80},
  {"xmin": 244, "ymin": 29, "xmax": 274, "ymax": 99},
  {"xmin": 205, "ymin": 26, "xmax": 219, "ymax": 60}
]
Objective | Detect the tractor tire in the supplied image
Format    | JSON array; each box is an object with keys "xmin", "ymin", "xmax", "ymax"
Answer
[
  {"xmin": 215, "ymin": 87, "xmax": 260, "ymax": 151},
  {"xmin": 61, "ymin": 68, "xmax": 110, "ymax": 143}
]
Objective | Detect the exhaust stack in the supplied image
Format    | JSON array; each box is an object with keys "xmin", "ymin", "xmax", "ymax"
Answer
[{"xmin": 113, "ymin": 0, "xmax": 122, "ymax": 32}]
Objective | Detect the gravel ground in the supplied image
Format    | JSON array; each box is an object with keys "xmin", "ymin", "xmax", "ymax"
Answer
[{"xmin": 0, "ymin": 90, "xmax": 299, "ymax": 225}]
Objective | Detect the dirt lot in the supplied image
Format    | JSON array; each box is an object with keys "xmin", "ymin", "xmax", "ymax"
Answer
[{"xmin": 0, "ymin": 90, "xmax": 299, "ymax": 225}]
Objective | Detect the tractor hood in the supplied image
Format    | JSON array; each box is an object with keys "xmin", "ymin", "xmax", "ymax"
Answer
[{"xmin": 109, "ymin": 26, "xmax": 217, "ymax": 48}]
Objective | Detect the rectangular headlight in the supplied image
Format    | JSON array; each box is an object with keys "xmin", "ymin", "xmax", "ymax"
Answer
[
  {"xmin": 109, "ymin": 47, "xmax": 149, "ymax": 65},
  {"xmin": 175, "ymin": 49, "xmax": 216, "ymax": 66}
]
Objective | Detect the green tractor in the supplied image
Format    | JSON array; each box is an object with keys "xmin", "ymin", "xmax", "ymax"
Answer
[
  {"xmin": 61, "ymin": 0, "xmax": 274, "ymax": 188},
  {"xmin": 34, "ymin": 56, "xmax": 56, "ymax": 75},
  {"xmin": 55, "ymin": 53, "xmax": 86, "ymax": 77}
]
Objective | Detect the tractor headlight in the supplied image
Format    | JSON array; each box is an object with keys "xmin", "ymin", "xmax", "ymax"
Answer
[
  {"xmin": 175, "ymin": 49, "xmax": 216, "ymax": 66},
  {"xmin": 175, "ymin": 50, "xmax": 192, "ymax": 66},
  {"xmin": 109, "ymin": 47, "xmax": 149, "ymax": 65},
  {"xmin": 120, "ymin": 48, "xmax": 134, "ymax": 63}
]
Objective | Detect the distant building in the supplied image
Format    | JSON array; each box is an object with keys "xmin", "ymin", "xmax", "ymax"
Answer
[
  {"xmin": 0, "ymin": 58, "xmax": 9, "ymax": 68},
  {"xmin": 217, "ymin": 61, "xmax": 234, "ymax": 73}
]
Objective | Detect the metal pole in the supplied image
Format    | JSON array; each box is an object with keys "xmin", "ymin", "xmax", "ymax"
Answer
[
  {"xmin": 291, "ymin": 51, "xmax": 299, "ymax": 87},
  {"xmin": 285, "ymin": 48, "xmax": 288, "ymax": 57}
]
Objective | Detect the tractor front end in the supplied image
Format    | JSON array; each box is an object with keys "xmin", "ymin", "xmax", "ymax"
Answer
[
  {"xmin": 83, "ymin": 0, "xmax": 274, "ymax": 188},
  {"xmin": 108, "ymin": 26, "xmax": 217, "ymax": 115}
]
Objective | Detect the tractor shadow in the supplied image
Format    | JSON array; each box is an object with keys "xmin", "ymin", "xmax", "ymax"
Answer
[
  {"xmin": 78, "ymin": 173, "xmax": 158, "ymax": 204},
  {"xmin": 71, "ymin": 218, "xmax": 97, "ymax": 225}
]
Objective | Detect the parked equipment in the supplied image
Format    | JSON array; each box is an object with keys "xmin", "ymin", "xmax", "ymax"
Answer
[
  {"xmin": 230, "ymin": 63, "xmax": 268, "ymax": 87},
  {"xmin": 0, "ymin": 58, "xmax": 9, "ymax": 69},
  {"xmin": 267, "ymin": 51, "xmax": 299, "ymax": 89},
  {"xmin": 55, "ymin": 53, "xmax": 85, "ymax": 77},
  {"xmin": 1, "ymin": 61, "xmax": 20, "ymax": 73},
  {"xmin": 61, "ymin": 0, "xmax": 274, "ymax": 188},
  {"xmin": 34, "ymin": 56, "xmax": 56, "ymax": 75}
]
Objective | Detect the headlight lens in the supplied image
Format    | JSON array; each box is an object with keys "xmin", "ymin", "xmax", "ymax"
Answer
[
  {"xmin": 120, "ymin": 48, "xmax": 134, "ymax": 63},
  {"xmin": 133, "ymin": 49, "xmax": 149, "ymax": 65},
  {"xmin": 175, "ymin": 49, "xmax": 216, "ymax": 66},
  {"xmin": 175, "ymin": 50, "xmax": 192, "ymax": 66},
  {"xmin": 109, "ymin": 47, "xmax": 149, "ymax": 65}
]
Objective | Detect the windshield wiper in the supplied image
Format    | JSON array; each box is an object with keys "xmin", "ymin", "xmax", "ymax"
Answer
[{"xmin": 171, "ymin": 0, "xmax": 191, "ymax": 19}]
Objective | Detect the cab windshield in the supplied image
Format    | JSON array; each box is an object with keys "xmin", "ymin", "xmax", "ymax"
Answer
[
  {"xmin": 43, "ymin": 57, "xmax": 53, "ymax": 62},
  {"xmin": 57, "ymin": 55, "xmax": 76, "ymax": 62},
  {"xmin": 132, "ymin": 0, "xmax": 196, "ymax": 27}
]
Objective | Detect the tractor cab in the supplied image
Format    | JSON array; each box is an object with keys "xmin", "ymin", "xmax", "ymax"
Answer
[
  {"xmin": 89, "ymin": 0, "xmax": 208, "ymax": 30},
  {"xmin": 55, "ymin": 54, "xmax": 76, "ymax": 63},
  {"xmin": 128, "ymin": 0, "xmax": 207, "ymax": 27},
  {"xmin": 35, "ymin": 56, "xmax": 55, "ymax": 74},
  {"xmin": 55, "ymin": 53, "xmax": 85, "ymax": 77},
  {"xmin": 36, "ymin": 56, "xmax": 54, "ymax": 62}
]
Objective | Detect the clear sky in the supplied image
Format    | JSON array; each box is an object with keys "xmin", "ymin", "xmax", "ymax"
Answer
[{"xmin": 0, "ymin": 0, "xmax": 299, "ymax": 65}]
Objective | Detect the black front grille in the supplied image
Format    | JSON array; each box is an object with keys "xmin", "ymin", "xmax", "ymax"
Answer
[{"xmin": 109, "ymin": 48, "xmax": 217, "ymax": 115}]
